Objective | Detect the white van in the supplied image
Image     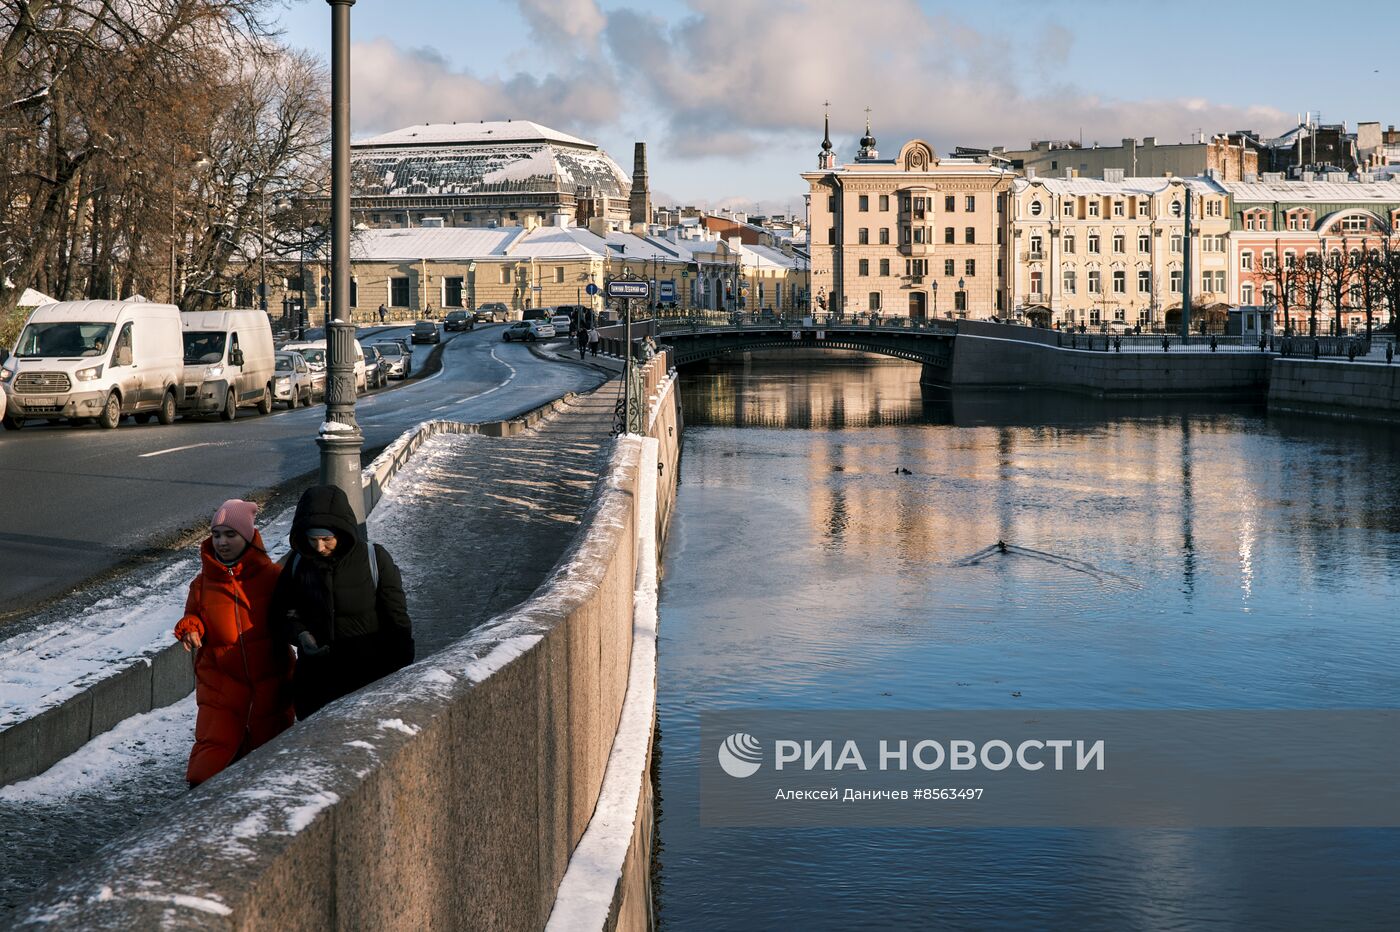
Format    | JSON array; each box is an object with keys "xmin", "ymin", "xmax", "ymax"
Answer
[
  {"xmin": 0, "ymin": 300, "xmax": 184, "ymax": 430},
  {"xmin": 280, "ymin": 339, "xmax": 368, "ymax": 394},
  {"xmin": 179, "ymin": 309, "xmax": 277, "ymax": 419}
]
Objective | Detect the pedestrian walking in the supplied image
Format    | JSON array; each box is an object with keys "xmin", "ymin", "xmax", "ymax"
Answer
[
  {"xmin": 588, "ymin": 325, "xmax": 600, "ymax": 357},
  {"xmin": 378, "ymin": 304, "xmax": 387, "ymax": 324},
  {"xmin": 173, "ymin": 500, "xmax": 294, "ymax": 786},
  {"xmin": 576, "ymin": 324, "xmax": 588, "ymax": 359},
  {"xmin": 270, "ymin": 485, "xmax": 414, "ymax": 720}
]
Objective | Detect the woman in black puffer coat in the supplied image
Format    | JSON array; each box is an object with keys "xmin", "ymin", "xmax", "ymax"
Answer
[{"xmin": 270, "ymin": 485, "xmax": 414, "ymax": 719}]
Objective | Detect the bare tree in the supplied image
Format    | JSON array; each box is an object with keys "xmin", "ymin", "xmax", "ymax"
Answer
[
  {"xmin": 1352, "ymin": 243, "xmax": 1385, "ymax": 339},
  {"xmin": 1251, "ymin": 240, "xmax": 1301, "ymax": 335},
  {"xmin": 1298, "ymin": 251, "xmax": 1327, "ymax": 337},
  {"xmin": 1320, "ymin": 242, "xmax": 1355, "ymax": 337}
]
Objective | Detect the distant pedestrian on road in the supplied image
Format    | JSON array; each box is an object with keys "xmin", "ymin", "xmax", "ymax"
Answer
[
  {"xmin": 270, "ymin": 485, "xmax": 414, "ymax": 720},
  {"xmin": 173, "ymin": 500, "xmax": 294, "ymax": 786},
  {"xmin": 588, "ymin": 325, "xmax": 600, "ymax": 357},
  {"xmin": 378, "ymin": 304, "xmax": 387, "ymax": 324}
]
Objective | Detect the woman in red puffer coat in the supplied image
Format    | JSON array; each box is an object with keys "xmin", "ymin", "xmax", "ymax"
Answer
[{"xmin": 173, "ymin": 499, "xmax": 294, "ymax": 786}]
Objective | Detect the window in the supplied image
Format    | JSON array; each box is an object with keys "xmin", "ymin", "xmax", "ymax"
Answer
[
  {"xmin": 879, "ymin": 228, "xmax": 890, "ymax": 245},
  {"xmin": 858, "ymin": 228, "xmax": 869, "ymax": 245},
  {"xmin": 1262, "ymin": 251, "xmax": 1276, "ymax": 270},
  {"xmin": 391, "ymin": 276, "xmax": 410, "ymax": 306},
  {"xmin": 445, "ymin": 277, "xmax": 462, "ymax": 307},
  {"xmin": 869, "ymin": 292, "xmax": 882, "ymax": 311},
  {"xmin": 1088, "ymin": 200, "xmax": 1101, "ymax": 218},
  {"xmin": 1112, "ymin": 234, "xmax": 1125, "ymax": 254},
  {"xmin": 555, "ymin": 266, "xmax": 565, "ymax": 283},
  {"xmin": 1241, "ymin": 284, "xmax": 1254, "ymax": 304},
  {"xmin": 1063, "ymin": 201, "xmax": 1075, "ymax": 218},
  {"xmin": 945, "ymin": 195, "xmax": 956, "ymax": 212},
  {"xmin": 1341, "ymin": 215, "xmax": 1369, "ymax": 233},
  {"xmin": 859, "ymin": 195, "xmax": 869, "ymax": 212},
  {"xmin": 912, "ymin": 197, "xmax": 926, "ymax": 219},
  {"xmin": 1087, "ymin": 233, "xmax": 1101, "ymax": 254},
  {"xmin": 1241, "ymin": 252, "xmax": 1253, "ymax": 271},
  {"xmin": 1114, "ymin": 308, "xmax": 1126, "ymax": 322},
  {"xmin": 1170, "ymin": 233, "xmax": 1182, "ymax": 253},
  {"xmin": 859, "ymin": 259, "xmax": 870, "ymax": 276},
  {"xmin": 945, "ymin": 227, "xmax": 955, "ymax": 244},
  {"xmin": 1138, "ymin": 270, "xmax": 1151, "ymax": 293},
  {"xmin": 1090, "ymin": 308, "xmax": 1101, "ymax": 325},
  {"xmin": 499, "ymin": 267, "xmax": 511, "ymax": 284},
  {"xmin": 1138, "ymin": 232, "xmax": 1150, "ymax": 252},
  {"xmin": 1088, "ymin": 270, "xmax": 1101, "ymax": 294},
  {"xmin": 1170, "ymin": 270, "xmax": 1182, "ymax": 293},
  {"xmin": 965, "ymin": 259, "xmax": 976, "ymax": 277},
  {"xmin": 945, "ymin": 259, "xmax": 955, "ymax": 276},
  {"xmin": 1283, "ymin": 251, "xmax": 1295, "ymax": 269},
  {"xmin": 906, "ymin": 259, "xmax": 928, "ymax": 276},
  {"xmin": 1029, "ymin": 200, "xmax": 1043, "ymax": 216},
  {"xmin": 913, "ymin": 227, "xmax": 924, "ymax": 244},
  {"xmin": 1139, "ymin": 198, "xmax": 1151, "ymax": 217},
  {"xmin": 965, "ymin": 227, "xmax": 975, "ymax": 244},
  {"xmin": 1030, "ymin": 271, "xmax": 1043, "ymax": 294},
  {"xmin": 350, "ymin": 278, "xmax": 358, "ymax": 307},
  {"xmin": 1064, "ymin": 233, "xmax": 1076, "ymax": 254},
  {"xmin": 965, "ymin": 195, "xmax": 976, "ymax": 212},
  {"xmin": 879, "ymin": 195, "xmax": 889, "ymax": 211},
  {"xmin": 879, "ymin": 258, "xmax": 890, "ymax": 276},
  {"xmin": 954, "ymin": 290, "xmax": 967, "ymax": 312},
  {"xmin": 1112, "ymin": 270, "xmax": 1126, "ymax": 293},
  {"xmin": 828, "ymin": 227, "xmax": 836, "ymax": 245},
  {"xmin": 1211, "ymin": 271, "xmax": 1226, "ymax": 293},
  {"xmin": 1063, "ymin": 270, "xmax": 1076, "ymax": 294},
  {"xmin": 1113, "ymin": 200, "xmax": 1125, "ymax": 217},
  {"xmin": 1029, "ymin": 234, "xmax": 1043, "ymax": 255},
  {"xmin": 1169, "ymin": 200, "xmax": 1182, "ymax": 218}
]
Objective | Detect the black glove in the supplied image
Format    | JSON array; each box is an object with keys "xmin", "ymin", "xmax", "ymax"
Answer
[{"xmin": 297, "ymin": 630, "xmax": 329, "ymax": 658}]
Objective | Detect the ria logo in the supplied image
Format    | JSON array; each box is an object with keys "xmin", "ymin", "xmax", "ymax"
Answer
[{"xmin": 717, "ymin": 732, "xmax": 763, "ymax": 778}]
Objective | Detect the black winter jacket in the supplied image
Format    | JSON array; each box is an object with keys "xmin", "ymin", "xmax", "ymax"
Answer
[{"xmin": 270, "ymin": 485, "xmax": 414, "ymax": 718}]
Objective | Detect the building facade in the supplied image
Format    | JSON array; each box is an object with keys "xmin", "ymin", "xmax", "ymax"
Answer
[
  {"xmin": 993, "ymin": 136, "xmax": 1258, "ymax": 183},
  {"xmin": 803, "ymin": 121, "xmax": 1012, "ymax": 320},
  {"xmin": 1006, "ymin": 172, "xmax": 1231, "ymax": 330}
]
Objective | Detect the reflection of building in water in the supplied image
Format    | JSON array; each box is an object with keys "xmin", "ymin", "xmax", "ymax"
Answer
[{"xmin": 681, "ymin": 360, "xmax": 1400, "ymax": 594}]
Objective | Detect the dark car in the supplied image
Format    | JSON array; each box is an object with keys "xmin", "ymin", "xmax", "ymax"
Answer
[
  {"xmin": 411, "ymin": 320, "xmax": 440, "ymax": 344},
  {"xmin": 475, "ymin": 302, "xmax": 508, "ymax": 323},
  {"xmin": 444, "ymin": 310, "xmax": 474, "ymax": 332}
]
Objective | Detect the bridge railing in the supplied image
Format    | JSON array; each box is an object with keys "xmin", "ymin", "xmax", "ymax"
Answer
[
  {"xmin": 1049, "ymin": 331, "xmax": 1371, "ymax": 356},
  {"xmin": 656, "ymin": 311, "xmax": 956, "ymax": 335}
]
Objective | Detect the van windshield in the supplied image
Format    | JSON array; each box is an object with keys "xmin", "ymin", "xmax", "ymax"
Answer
[
  {"xmin": 15, "ymin": 322, "xmax": 114, "ymax": 358},
  {"xmin": 183, "ymin": 331, "xmax": 227, "ymax": 364}
]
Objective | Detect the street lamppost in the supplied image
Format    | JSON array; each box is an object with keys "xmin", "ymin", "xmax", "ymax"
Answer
[
  {"xmin": 320, "ymin": 0, "xmax": 365, "ymax": 527},
  {"xmin": 468, "ymin": 260, "xmax": 476, "ymax": 313},
  {"xmin": 958, "ymin": 276, "xmax": 966, "ymax": 317},
  {"xmin": 932, "ymin": 280, "xmax": 938, "ymax": 316}
]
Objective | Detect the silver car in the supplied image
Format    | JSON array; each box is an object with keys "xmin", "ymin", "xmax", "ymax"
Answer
[
  {"xmin": 273, "ymin": 351, "xmax": 319, "ymax": 408},
  {"xmin": 373, "ymin": 342, "xmax": 411, "ymax": 379}
]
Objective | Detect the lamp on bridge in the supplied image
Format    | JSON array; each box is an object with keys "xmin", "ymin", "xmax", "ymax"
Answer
[
  {"xmin": 957, "ymin": 276, "xmax": 966, "ymax": 317},
  {"xmin": 932, "ymin": 280, "xmax": 938, "ymax": 316}
]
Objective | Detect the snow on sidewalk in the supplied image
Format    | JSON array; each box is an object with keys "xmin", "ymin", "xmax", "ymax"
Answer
[{"xmin": 0, "ymin": 506, "xmax": 295, "ymax": 730}]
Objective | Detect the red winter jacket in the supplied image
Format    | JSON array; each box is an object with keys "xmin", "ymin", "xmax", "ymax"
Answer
[{"xmin": 173, "ymin": 531, "xmax": 294, "ymax": 784}]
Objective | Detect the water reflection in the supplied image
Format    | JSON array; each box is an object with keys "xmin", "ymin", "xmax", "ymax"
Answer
[{"xmin": 658, "ymin": 356, "xmax": 1400, "ymax": 930}]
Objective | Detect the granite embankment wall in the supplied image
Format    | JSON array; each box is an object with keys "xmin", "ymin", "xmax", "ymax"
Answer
[
  {"xmin": 1268, "ymin": 358, "xmax": 1400, "ymax": 423},
  {"xmin": 923, "ymin": 320, "xmax": 1271, "ymax": 398},
  {"xmin": 15, "ymin": 362, "xmax": 682, "ymax": 931}
]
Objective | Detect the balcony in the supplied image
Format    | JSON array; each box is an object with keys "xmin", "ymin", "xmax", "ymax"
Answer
[
  {"xmin": 1024, "ymin": 250, "xmax": 1045, "ymax": 261},
  {"xmin": 1025, "ymin": 292, "xmax": 1046, "ymax": 304}
]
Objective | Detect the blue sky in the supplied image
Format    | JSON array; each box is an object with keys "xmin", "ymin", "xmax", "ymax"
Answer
[{"xmin": 277, "ymin": 0, "xmax": 1397, "ymax": 213}]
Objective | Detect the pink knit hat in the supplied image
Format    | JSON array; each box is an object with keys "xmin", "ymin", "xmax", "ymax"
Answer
[{"xmin": 211, "ymin": 499, "xmax": 258, "ymax": 543}]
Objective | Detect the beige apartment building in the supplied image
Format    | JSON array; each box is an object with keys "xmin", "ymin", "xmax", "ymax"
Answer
[
  {"xmin": 803, "ymin": 120, "xmax": 1013, "ymax": 319},
  {"xmin": 1006, "ymin": 171, "xmax": 1232, "ymax": 330}
]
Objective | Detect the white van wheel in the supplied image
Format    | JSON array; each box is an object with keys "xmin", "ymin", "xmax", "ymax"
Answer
[
  {"xmin": 257, "ymin": 383, "xmax": 274, "ymax": 415},
  {"xmin": 158, "ymin": 390, "xmax": 177, "ymax": 425},
  {"xmin": 97, "ymin": 392, "xmax": 122, "ymax": 429},
  {"xmin": 220, "ymin": 389, "xmax": 237, "ymax": 422}
]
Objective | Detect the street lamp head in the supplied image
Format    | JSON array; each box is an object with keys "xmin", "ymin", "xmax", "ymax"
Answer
[{"xmin": 958, "ymin": 277, "xmax": 965, "ymax": 290}]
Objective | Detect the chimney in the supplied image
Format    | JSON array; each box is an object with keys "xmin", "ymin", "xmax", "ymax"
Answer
[{"xmin": 629, "ymin": 142, "xmax": 652, "ymax": 227}]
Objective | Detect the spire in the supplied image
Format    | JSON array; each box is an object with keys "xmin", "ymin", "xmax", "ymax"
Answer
[
  {"xmin": 818, "ymin": 100, "xmax": 835, "ymax": 169},
  {"xmin": 857, "ymin": 106, "xmax": 878, "ymax": 160}
]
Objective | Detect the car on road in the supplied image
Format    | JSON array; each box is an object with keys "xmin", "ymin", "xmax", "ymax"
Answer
[
  {"xmin": 281, "ymin": 339, "xmax": 368, "ymax": 394},
  {"xmin": 501, "ymin": 320, "xmax": 555, "ymax": 342},
  {"xmin": 372, "ymin": 341, "xmax": 411, "ymax": 379},
  {"xmin": 179, "ymin": 308, "xmax": 277, "ymax": 420},
  {"xmin": 411, "ymin": 320, "xmax": 440, "ymax": 345},
  {"xmin": 443, "ymin": 310, "xmax": 474, "ymax": 332},
  {"xmin": 273, "ymin": 351, "xmax": 318, "ymax": 408},
  {"xmin": 475, "ymin": 302, "xmax": 509, "ymax": 323},
  {"xmin": 550, "ymin": 312, "xmax": 574, "ymax": 337},
  {"xmin": 362, "ymin": 344, "xmax": 390, "ymax": 389}
]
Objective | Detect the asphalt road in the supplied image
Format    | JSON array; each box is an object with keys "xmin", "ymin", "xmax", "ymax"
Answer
[{"xmin": 0, "ymin": 324, "xmax": 610, "ymax": 616}]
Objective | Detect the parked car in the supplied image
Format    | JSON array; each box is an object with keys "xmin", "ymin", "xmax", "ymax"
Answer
[
  {"xmin": 179, "ymin": 308, "xmax": 278, "ymax": 420},
  {"xmin": 372, "ymin": 341, "xmax": 411, "ymax": 379},
  {"xmin": 281, "ymin": 339, "xmax": 368, "ymax": 394},
  {"xmin": 550, "ymin": 312, "xmax": 574, "ymax": 336},
  {"xmin": 475, "ymin": 302, "xmax": 508, "ymax": 323},
  {"xmin": 273, "ymin": 351, "xmax": 318, "ymax": 408},
  {"xmin": 2, "ymin": 299, "xmax": 184, "ymax": 430},
  {"xmin": 362, "ymin": 344, "xmax": 390, "ymax": 389},
  {"xmin": 411, "ymin": 320, "xmax": 440, "ymax": 344},
  {"xmin": 443, "ymin": 309, "xmax": 474, "ymax": 332},
  {"xmin": 522, "ymin": 306, "xmax": 551, "ymax": 322},
  {"xmin": 502, "ymin": 320, "xmax": 555, "ymax": 342}
]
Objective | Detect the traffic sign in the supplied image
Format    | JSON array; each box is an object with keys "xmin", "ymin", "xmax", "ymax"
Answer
[
  {"xmin": 607, "ymin": 280, "xmax": 650, "ymax": 298},
  {"xmin": 585, "ymin": 283, "xmax": 599, "ymax": 296},
  {"xmin": 659, "ymin": 281, "xmax": 676, "ymax": 300}
]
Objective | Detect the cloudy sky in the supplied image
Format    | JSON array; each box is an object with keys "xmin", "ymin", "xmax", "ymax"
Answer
[{"xmin": 278, "ymin": 0, "xmax": 1396, "ymax": 214}]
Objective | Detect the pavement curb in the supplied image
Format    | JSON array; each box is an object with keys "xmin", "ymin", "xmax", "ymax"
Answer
[{"xmin": 0, "ymin": 386, "xmax": 587, "ymax": 789}]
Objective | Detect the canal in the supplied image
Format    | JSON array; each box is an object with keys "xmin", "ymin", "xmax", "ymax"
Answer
[{"xmin": 654, "ymin": 354, "xmax": 1400, "ymax": 930}]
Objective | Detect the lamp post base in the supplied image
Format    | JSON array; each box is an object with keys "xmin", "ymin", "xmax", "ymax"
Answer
[{"xmin": 317, "ymin": 428, "xmax": 366, "ymax": 527}]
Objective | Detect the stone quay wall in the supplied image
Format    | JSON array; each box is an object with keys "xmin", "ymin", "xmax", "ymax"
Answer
[{"xmin": 1267, "ymin": 358, "xmax": 1400, "ymax": 424}]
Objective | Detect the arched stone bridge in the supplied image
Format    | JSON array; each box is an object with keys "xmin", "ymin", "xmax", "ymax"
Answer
[{"xmin": 657, "ymin": 317, "xmax": 957, "ymax": 368}]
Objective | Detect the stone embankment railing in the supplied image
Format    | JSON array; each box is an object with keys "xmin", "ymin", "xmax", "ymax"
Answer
[{"xmin": 15, "ymin": 356, "xmax": 682, "ymax": 931}]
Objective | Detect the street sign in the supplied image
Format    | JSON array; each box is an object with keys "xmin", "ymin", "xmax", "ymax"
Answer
[
  {"xmin": 659, "ymin": 281, "xmax": 676, "ymax": 300},
  {"xmin": 586, "ymin": 283, "xmax": 599, "ymax": 296},
  {"xmin": 607, "ymin": 280, "xmax": 650, "ymax": 298}
]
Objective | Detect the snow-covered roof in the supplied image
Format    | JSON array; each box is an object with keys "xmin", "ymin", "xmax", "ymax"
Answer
[
  {"xmin": 350, "ymin": 227, "xmax": 520, "ymax": 261},
  {"xmin": 1217, "ymin": 177, "xmax": 1400, "ymax": 203},
  {"xmin": 1015, "ymin": 176, "xmax": 1223, "ymax": 197},
  {"xmin": 354, "ymin": 120, "xmax": 595, "ymax": 149},
  {"xmin": 18, "ymin": 287, "xmax": 55, "ymax": 306}
]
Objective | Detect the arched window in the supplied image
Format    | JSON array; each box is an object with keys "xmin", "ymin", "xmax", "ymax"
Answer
[{"xmin": 1029, "ymin": 200, "xmax": 1043, "ymax": 216}]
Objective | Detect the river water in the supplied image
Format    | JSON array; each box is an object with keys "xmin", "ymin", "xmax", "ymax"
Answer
[{"xmin": 654, "ymin": 354, "xmax": 1400, "ymax": 931}]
